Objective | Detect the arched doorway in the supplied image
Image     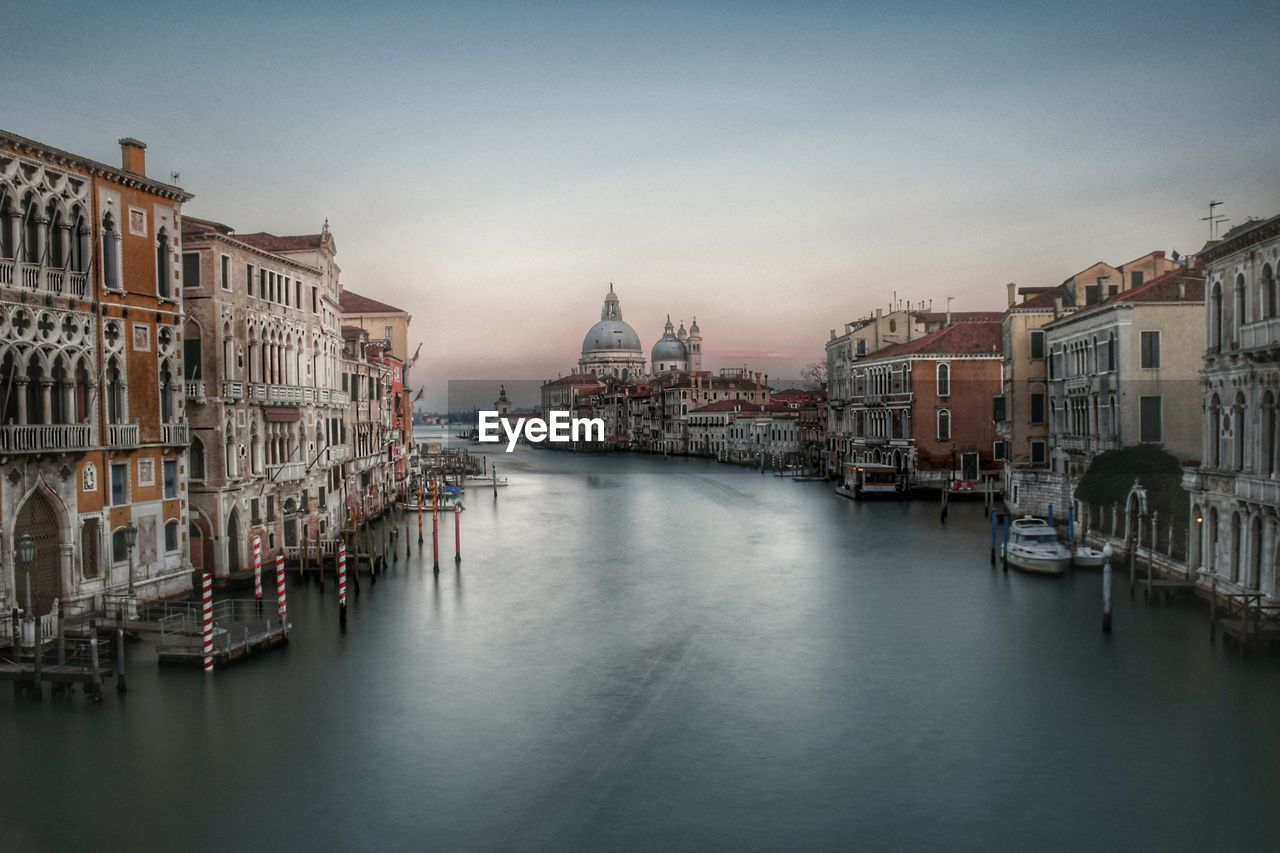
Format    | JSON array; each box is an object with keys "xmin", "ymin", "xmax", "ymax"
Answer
[
  {"xmin": 226, "ymin": 507, "xmax": 242, "ymax": 575},
  {"xmin": 14, "ymin": 490, "xmax": 65, "ymax": 615}
]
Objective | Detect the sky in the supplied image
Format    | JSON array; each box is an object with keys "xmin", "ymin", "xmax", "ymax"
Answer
[{"xmin": 4, "ymin": 0, "xmax": 1278, "ymax": 410}]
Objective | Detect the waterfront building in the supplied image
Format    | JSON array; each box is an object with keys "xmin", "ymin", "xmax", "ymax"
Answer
[
  {"xmin": 180, "ymin": 218, "xmax": 347, "ymax": 574},
  {"xmin": 340, "ymin": 326, "xmax": 397, "ymax": 523},
  {"xmin": 841, "ymin": 318, "xmax": 1003, "ymax": 488},
  {"xmin": 1028, "ymin": 267, "xmax": 1205, "ymax": 520},
  {"xmin": 0, "ymin": 131, "xmax": 195, "ymax": 613},
  {"xmin": 825, "ymin": 305, "xmax": 998, "ymax": 474},
  {"xmin": 340, "ymin": 288, "xmax": 413, "ymax": 494},
  {"xmin": 1183, "ymin": 214, "xmax": 1280, "ymax": 598}
]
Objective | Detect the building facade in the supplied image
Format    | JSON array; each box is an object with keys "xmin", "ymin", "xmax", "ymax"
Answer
[
  {"xmin": 1, "ymin": 131, "xmax": 193, "ymax": 616},
  {"xmin": 180, "ymin": 218, "xmax": 347, "ymax": 575},
  {"xmin": 1184, "ymin": 215, "xmax": 1280, "ymax": 598}
]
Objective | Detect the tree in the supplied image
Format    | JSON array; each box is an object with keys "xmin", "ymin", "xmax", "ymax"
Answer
[
  {"xmin": 800, "ymin": 361, "xmax": 827, "ymax": 391},
  {"xmin": 1075, "ymin": 444, "xmax": 1189, "ymax": 527}
]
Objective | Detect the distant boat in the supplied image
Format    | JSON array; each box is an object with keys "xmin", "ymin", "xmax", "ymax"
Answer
[
  {"xmin": 835, "ymin": 463, "xmax": 903, "ymax": 500},
  {"xmin": 465, "ymin": 475, "xmax": 509, "ymax": 487},
  {"xmin": 1003, "ymin": 517, "xmax": 1071, "ymax": 575}
]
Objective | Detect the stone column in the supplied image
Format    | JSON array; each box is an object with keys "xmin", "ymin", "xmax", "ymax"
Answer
[{"xmin": 15, "ymin": 377, "xmax": 28, "ymax": 424}]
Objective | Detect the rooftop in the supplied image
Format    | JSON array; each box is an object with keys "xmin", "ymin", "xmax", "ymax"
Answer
[
  {"xmin": 340, "ymin": 289, "xmax": 407, "ymax": 315},
  {"xmin": 870, "ymin": 319, "xmax": 1003, "ymax": 359}
]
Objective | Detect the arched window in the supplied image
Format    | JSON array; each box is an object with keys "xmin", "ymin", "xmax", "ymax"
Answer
[
  {"xmin": 102, "ymin": 212, "xmax": 120, "ymax": 291},
  {"xmin": 1265, "ymin": 264, "xmax": 1278, "ymax": 320},
  {"xmin": 937, "ymin": 408, "xmax": 951, "ymax": 441},
  {"xmin": 0, "ymin": 193, "xmax": 13, "ymax": 258},
  {"xmin": 1209, "ymin": 395, "xmax": 1222, "ymax": 468},
  {"xmin": 1208, "ymin": 508, "xmax": 1220, "ymax": 571},
  {"xmin": 1234, "ymin": 391, "xmax": 1247, "ymax": 471},
  {"xmin": 105, "ymin": 356, "xmax": 124, "ymax": 424},
  {"xmin": 1264, "ymin": 391, "xmax": 1277, "ymax": 476},
  {"xmin": 1249, "ymin": 516, "xmax": 1263, "ymax": 590},
  {"xmin": 81, "ymin": 518, "xmax": 101, "ymax": 579},
  {"xmin": 20, "ymin": 194, "xmax": 39, "ymax": 263},
  {"xmin": 111, "ymin": 527, "xmax": 129, "ymax": 564},
  {"xmin": 189, "ymin": 434, "xmax": 206, "ymax": 481},
  {"xmin": 936, "ymin": 363, "xmax": 951, "ymax": 397},
  {"xmin": 156, "ymin": 227, "xmax": 172, "ymax": 298},
  {"xmin": 159, "ymin": 360, "xmax": 176, "ymax": 423},
  {"xmin": 69, "ymin": 206, "xmax": 88, "ymax": 273},
  {"xmin": 184, "ymin": 319, "xmax": 202, "ymax": 381},
  {"xmin": 1231, "ymin": 512, "xmax": 1243, "ymax": 582},
  {"xmin": 1234, "ymin": 273, "xmax": 1247, "ymax": 339},
  {"xmin": 1209, "ymin": 282, "xmax": 1223, "ymax": 351},
  {"xmin": 46, "ymin": 200, "xmax": 64, "ymax": 268},
  {"xmin": 225, "ymin": 431, "xmax": 238, "ymax": 479},
  {"xmin": 164, "ymin": 519, "xmax": 179, "ymax": 553}
]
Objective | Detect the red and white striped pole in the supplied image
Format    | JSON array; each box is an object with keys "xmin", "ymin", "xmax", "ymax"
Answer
[
  {"xmin": 252, "ymin": 535, "xmax": 263, "ymax": 605},
  {"xmin": 201, "ymin": 571, "xmax": 214, "ymax": 673},
  {"xmin": 275, "ymin": 554, "xmax": 288, "ymax": 626},
  {"xmin": 337, "ymin": 543, "xmax": 348, "ymax": 626}
]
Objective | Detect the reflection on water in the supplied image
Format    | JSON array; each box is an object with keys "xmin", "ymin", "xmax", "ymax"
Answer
[{"xmin": 4, "ymin": 440, "xmax": 1280, "ymax": 850}]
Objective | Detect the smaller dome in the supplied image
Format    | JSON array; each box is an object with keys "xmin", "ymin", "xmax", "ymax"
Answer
[
  {"xmin": 651, "ymin": 336, "xmax": 688, "ymax": 363},
  {"xmin": 677, "ymin": 321, "xmax": 687, "ymax": 340},
  {"xmin": 689, "ymin": 317, "xmax": 700, "ymax": 336}
]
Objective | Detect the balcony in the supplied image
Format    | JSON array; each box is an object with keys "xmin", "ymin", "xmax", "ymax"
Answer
[
  {"xmin": 1236, "ymin": 473, "xmax": 1280, "ymax": 506},
  {"xmin": 222, "ymin": 381, "xmax": 245, "ymax": 401},
  {"xmin": 1241, "ymin": 317, "xmax": 1280, "ymax": 352},
  {"xmin": 0, "ymin": 260, "xmax": 89, "ymax": 299},
  {"xmin": 108, "ymin": 423, "xmax": 140, "ymax": 447},
  {"xmin": 326, "ymin": 445, "xmax": 351, "ymax": 464},
  {"xmin": 161, "ymin": 423, "xmax": 190, "ymax": 445},
  {"xmin": 0, "ymin": 423, "xmax": 94, "ymax": 453},
  {"xmin": 267, "ymin": 461, "xmax": 307, "ymax": 482},
  {"xmin": 185, "ymin": 381, "xmax": 206, "ymax": 403}
]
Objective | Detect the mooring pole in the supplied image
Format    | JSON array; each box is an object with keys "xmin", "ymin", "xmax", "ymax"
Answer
[
  {"xmin": 201, "ymin": 570, "xmax": 214, "ymax": 674},
  {"xmin": 338, "ymin": 543, "xmax": 348, "ymax": 628},
  {"xmin": 454, "ymin": 504, "xmax": 462, "ymax": 563},
  {"xmin": 1102, "ymin": 545, "xmax": 1113, "ymax": 634},
  {"xmin": 493, "ymin": 464, "xmax": 498, "ymax": 498},
  {"xmin": 115, "ymin": 627, "xmax": 128, "ymax": 693},
  {"xmin": 417, "ymin": 478, "xmax": 424, "ymax": 547},
  {"xmin": 990, "ymin": 511, "xmax": 998, "ymax": 566},
  {"xmin": 1000, "ymin": 514, "xmax": 1009, "ymax": 572},
  {"xmin": 253, "ymin": 535, "xmax": 263, "ymax": 613}
]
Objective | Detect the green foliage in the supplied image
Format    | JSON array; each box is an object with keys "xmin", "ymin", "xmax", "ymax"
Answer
[{"xmin": 1075, "ymin": 445, "xmax": 1189, "ymax": 525}]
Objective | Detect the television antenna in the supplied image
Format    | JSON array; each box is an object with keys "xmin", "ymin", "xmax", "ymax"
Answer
[{"xmin": 1201, "ymin": 200, "xmax": 1228, "ymax": 241}]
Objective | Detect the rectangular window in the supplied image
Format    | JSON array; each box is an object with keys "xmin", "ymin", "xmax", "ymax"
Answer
[
  {"xmin": 165, "ymin": 521, "xmax": 178, "ymax": 552},
  {"xmin": 163, "ymin": 460, "xmax": 177, "ymax": 498},
  {"xmin": 110, "ymin": 463, "xmax": 129, "ymax": 506},
  {"xmin": 1140, "ymin": 396, "xmax": 1163, "ymax": 443},
  {"xmin": 993, "ymin": 395, "xmax": 1007, "ymax": 422},
  {"xmin": 283, "ymin": 276, "xmax": 291, "ymax": 307},
  {"xmin": 384, "ymin": 325, "xmax": 393, "ymax": 339},
  {"xmin": 1130, "ymin": 270, "xmax": 1144, "ymax": 288},
  {"xmin": 246, "ymin": 263, "xmax": 255, "ymax": 297},
  {"xmin": 296, "ymin": 281, "xmax": 302, "ymax": 307},
  {"xmin": 319, "ymin": 486, "xmax": 327, "ymax": 508},
  {"xmin": 1140, "ymin": 331, "xmax": 1161, "ymax": 369},
  {"xmin": 220, "ymin": 254, "xmax": 231, "ymax": 290},
  {"xmin": 251, "ymin": 498, "xmax": 261, "ymax": 525},
  {"xmin": 1030, "ymin": 440, "xmax": 1047, "ymax": 466},
  {"xmin": 312, "ymin": 286, "xmax": 319, "ymax": 313},
  {"xmin": 1030, "ymin": 392, "xmax": 1046, "ymax": 425},
  {"xmin": 267, "ymin": 496, "xmax": 276, "ymax": 522},
  {"xmin": 182, "ymin": 252, "xmax": 201, "ymax": 288},
  {"xmin": 1029, "ymin": 329, "xmax": 1045, "ymax": 359}
]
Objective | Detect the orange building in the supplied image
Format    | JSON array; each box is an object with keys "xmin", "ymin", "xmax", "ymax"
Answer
[{"xmin": 1, "ymin": 130, "xmax": 193, "ymax": 619}]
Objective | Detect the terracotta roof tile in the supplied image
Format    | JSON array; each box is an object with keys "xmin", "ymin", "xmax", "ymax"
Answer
[
  {"xmin": 870, "ymin": 320, "xmax": 1002, "ymax": 359},
  {"xmin": 340, "ymin": 289, "xmax": 406, "ymax": 314},
  {"xmin": 235, "ymin": 232, "xmax": 324, "ymax": 253},
  {"xmin": 1110, "ymin": 269, "xmax": 1204, "ymax": 303}
]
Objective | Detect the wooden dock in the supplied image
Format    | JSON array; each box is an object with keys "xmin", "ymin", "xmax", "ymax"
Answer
[
  {"xmin": 0, "ymin": 632, "xmax": 119, "ymax": 702},
  {"xmin": 152, "ymin": 598, "xmax": 290, "ymax": 667}
]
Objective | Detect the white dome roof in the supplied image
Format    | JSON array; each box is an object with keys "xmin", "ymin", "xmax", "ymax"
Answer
[
  {"xmin": 582, "ymin": 319, "xmax": 643, "ymax": 354},
  {"xmin": 651, "ymin": 336, "xmax": 688, "ymax": 362}
]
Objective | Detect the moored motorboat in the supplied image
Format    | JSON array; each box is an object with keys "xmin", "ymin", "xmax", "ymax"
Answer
[
  {"xmin": 1003, "ymin": 517, "xmax": 1071, "ymax": 575},
  {"xmin": 1072, "ymin": 545, "xmax": 1106, "ymax": 569}
]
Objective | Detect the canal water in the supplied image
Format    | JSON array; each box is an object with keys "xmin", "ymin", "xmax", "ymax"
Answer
[{"xmin": 4, "ymin": 442, "xmax": 1280, "ymax": 851}]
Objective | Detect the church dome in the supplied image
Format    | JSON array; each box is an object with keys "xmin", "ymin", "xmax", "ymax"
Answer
[
  {"xmin": 651, "ymin": 336, "xmax": 688, "ymax": 363},
  {"xmin": 581, "ymin": 285, "xmax": 643, "ymax": 355},
  {"xmin": 582, "ymin": 319, "xmax": 642, "ymax": 353}
]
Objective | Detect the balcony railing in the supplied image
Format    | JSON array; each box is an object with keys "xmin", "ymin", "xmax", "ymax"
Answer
[
  {"xmin": 0, "ymin": 260, "xmax": 89, "ymax": 298},
  {"xmin": 222, "ymin": 381, "xmax": 245, "ymax": 401},
  {"xmin": 232, "ymin": 383, "xmax": 350, "ymax": 407},
  {"xmin": 267, "ymin": 461, "xmax": 307, "ymax": 482},
  {"xmin": 326, "ymin": 445, "xmax": 351, "ymax": 464},
  {"xmin": 185, "ymin": 381, "xmax": 206, "ymax": 403},
  {"xmin": 1241, "ymin": 317, "xmax": 1280, "ymax": 351},
  {"xmin": 0, "ymin": 423, "xmax": 94, "ymax": 453},
  {"xmin": 161, "ymin": 423, "xmax": 190, "ymax": 445},
  {"xmin": 108, "ymin": 423, "xmax": 140, "ymax": 447},
  {"xmin": 1236, "ymin": 474, "xmax": 1280, "ymax": 506}
]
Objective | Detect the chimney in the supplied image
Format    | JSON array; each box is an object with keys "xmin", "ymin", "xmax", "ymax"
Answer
[
  {"xmin": 1006, "ymin": 282, "xmax": 1016, "ymax": 308},
  {"xmin": 118, "ymin": 137, "xmax": 147, "ymax": 176},
  {"xmin": 874, "ymin": 308, "xmax": 882, "ymax": 350},
  {"xmin": 1053, "ymin": 296, "xmax": 1063, "ymax": 319},
  {"xmin": 830, "ymin": 329, "xmax": 836, "ymax": 340},
  {"xmin": 1178, "ymin": 279, "xmax": 1186, "ymax": 300}
]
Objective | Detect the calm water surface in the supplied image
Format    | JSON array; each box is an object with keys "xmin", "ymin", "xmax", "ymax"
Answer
[{"xmin": 4, "ymin": 439, "xmax": 1280, "ymax": 851}]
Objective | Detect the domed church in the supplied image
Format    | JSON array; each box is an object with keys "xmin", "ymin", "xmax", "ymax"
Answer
[
  {"xmin": 578, "ymin": 285, "xmax": 647, "ymax": 379},
  {"xmin": 650, "ymin": 315, "xmax": 702, "ymax": 375}
]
